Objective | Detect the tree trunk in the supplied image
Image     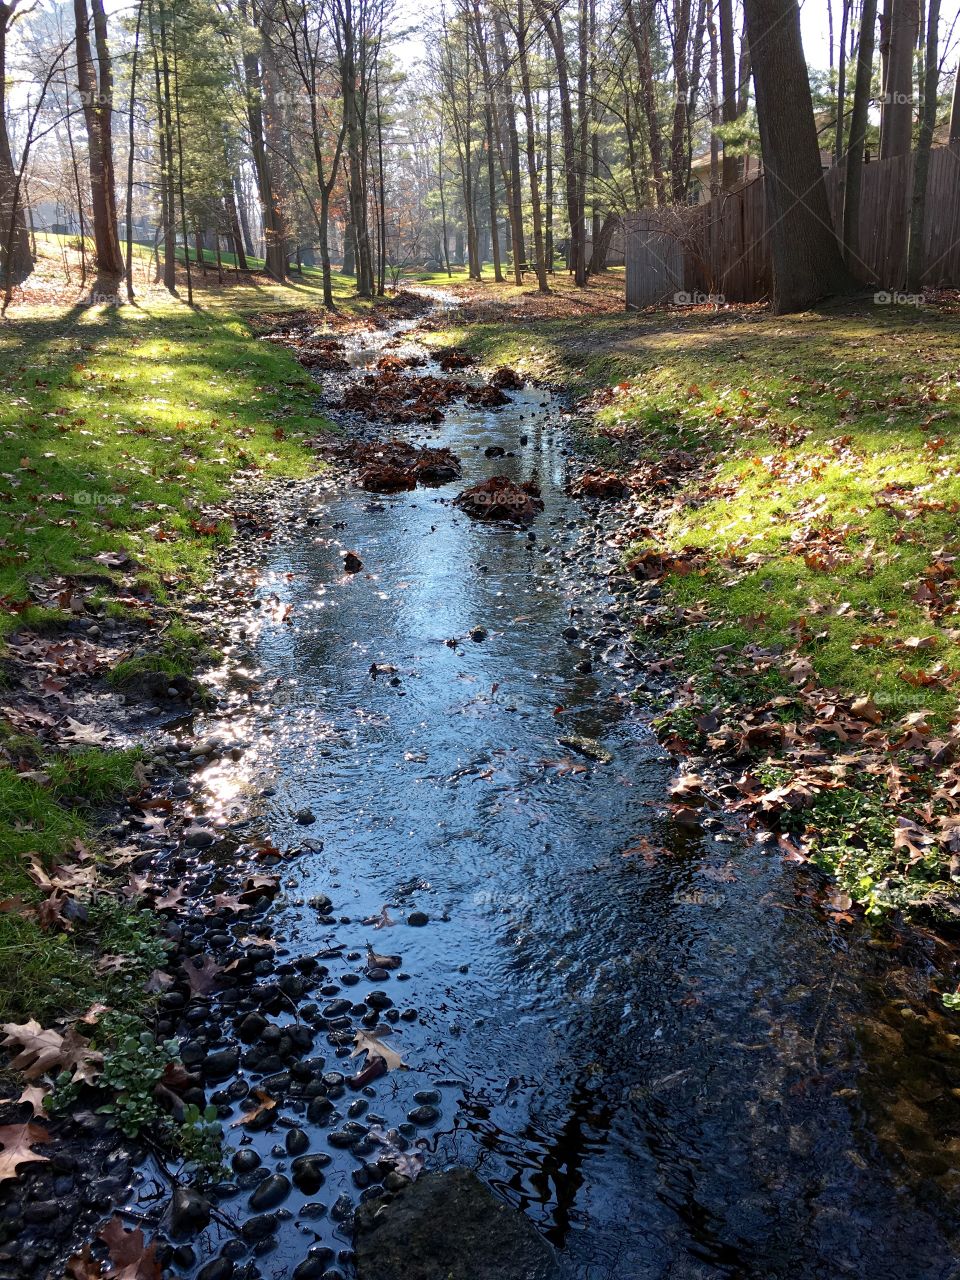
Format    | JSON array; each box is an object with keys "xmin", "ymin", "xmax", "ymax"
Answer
[
  {"xmin": 536, "ymin": 0, "xmax": 586, "ymax": 283},
  {"xmin": 545, "ymin": 82, "xmax": 554, "ymax": 270},
  {"xmin": 234, "ymin": 174, "xmax": 255, "ymax": 257},
  {"xmin": 842, "ymin": 0, "xmax": 877, "ymax": 273},
  {"xmin": 718, "ymin": 0, "xmax": 738, "ymax": 188},
  {"xmin": 834, "ymin": 0, "xmax": 850, "ymax": 159},
  {"xmin": 744, "ymin": 0, "xmax": 853, "ymax": 311},
  {"xmin": 950, "ymin": 55, "xmax": 960, "ymax": 142},
  {"xmin": 515, "ymin": 0, "xmax": 549, "ymax": 291},
  {"xmin": 907, "ymin": 0, "xmax": 939, "ymax": 288},
  {"xmin": 626, "ymin": 0, "xmax": 666, "ymax": 203},
  {"xmin": 224, "ymin": 172, "xmax": 248, "ymax": 270},
  {"xmin": 124, "ymin": 0, "xmax": 143, "ymax": 300},
  {"xmin": 588, "ymin": 211, "xmax": 617, "ymax": 272},
  {"xmin": 483, "ymin": 105, "xmax": 503, "ymax": 280},
  {"xmin": 0, "ymin": 12, "xmax": 33, "ymax": 284},
  {"xmin": 670, "ymin": 0, "xmax": 693, "ymax": 199},
  {"xmin": 74, "ymin": 0, "xmax": 124, "ymax": 275},
  {"xmin": 708, "ymin": 0, "xmax": 720, "ymax": 194},
  {"xmin": 239, "ymin": 0, "xmax": 284, "ymax": 280},
  {"xmin": 491, "ymin": 10, "xmax": 525, "ymax": 284},
  {"xmin": 879, "ymin": 0, "xmax": 919, "ymax": 159}
]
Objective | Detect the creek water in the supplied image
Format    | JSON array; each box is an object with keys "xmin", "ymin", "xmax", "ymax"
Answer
[{"xmin": 178, "ymin": 306, "xmax": 960, "ymax": 1280}]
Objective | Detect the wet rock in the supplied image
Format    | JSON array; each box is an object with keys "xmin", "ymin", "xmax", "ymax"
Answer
[
  {"xmin": 249, "ymin": 1173, "xmax": 291, "ymax": 1211},
  {"xmin": 170, "ymin": 1184, "xmax": 212, "ymax": 1237},
  {"xmin": 331, "ymin": 1194, "xmax": 355, "ymax": 1223},
  {"xmin": 204, "ymin": 1047, "xmax": 240, "ymax": 1081},
  {"xmin": 286, "ymin": 1127, "xmax": 311, "ymax": 1155},
  {"xmin": 198, "ymin": 1259, "xmax": 235, "ymax": 1280},
  {"xmin": 407, "ymin": 911, "xmax": 429, "ymax": 927},
  {"xmin": 195, "ymin": 1259, "xmax": 232, "ymax": 1280},
  {"xmin": 407, "ymin": 1104, "xmax": 439, "ymax": 1126},
  {"xmin": 185, "ymin": 826, "xmax": 215, "ymax": 849},
  {"xmin": 354, "ymin": 1168, "xmax": 561, "ymax": 1280},
  {"xmin": 484, "ymin": 445, "xmax": 506, "ymax": 458},
  {"xmin": 344, "ymin": 552, "xmax": 364, "ymax": 574},
  {"xmin": 232, "ymin": 1149, "xmax": 262, "ymax": 1175},
  {"xmin": 241, "ymin": 1212, "xmax": 278, "ymax": 1242},
  {"xmin": 557, "ymin": 734, "xmax": 612, "ymax": 764},
  {"xmin": 292, "ymin": 1154, "xmax": 331, "ymax": 1192},
  {"xmin": 296, "ymin": 808, "xmax": 317, "ymax": 825},
  {"xmin": 470, "ymin": 627, "xmax": 488, "ymax": 642},
  {"xmin": 238, "ymin": 1012, "xmax": 268, "ymax": 1043}
]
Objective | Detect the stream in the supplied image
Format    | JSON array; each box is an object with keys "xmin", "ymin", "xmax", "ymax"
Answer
[{"xmin": 157, "ymin": 299, "xmax": 960, "ymax": 1280}]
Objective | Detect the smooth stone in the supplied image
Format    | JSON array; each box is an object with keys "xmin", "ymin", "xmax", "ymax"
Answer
[{"xmin": 248, "ymin": 1173, "xmax": 291, "ymax": 1211}]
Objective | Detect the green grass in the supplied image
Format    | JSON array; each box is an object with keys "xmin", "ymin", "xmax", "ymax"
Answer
[
  {"xmin": 0, "ymin": 749, "xmax": 146, "ymax": 1022},
  {"xmin": 0, "ymin": 237, "xmax": 382, "ymax": 1025},
  {"xmin": 434, "ymin": 280, "xmax": 960, "ymax": 917}
]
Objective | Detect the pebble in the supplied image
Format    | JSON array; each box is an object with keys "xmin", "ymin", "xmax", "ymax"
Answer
[
  {"xmin": 232, "ymin": 1149, "xmax": 262, "ymax": 1174},
  {"xmin": 285, "ymin": 1128, "xmax": 310, "ymax": 1155},
  {"xmin": 248, "ymin": 1173, "xmax": 291, "ymax": 1211},
  {"xmin": 240, "ymin": 1212, "xmax": 278, "ymax": 1242},
  {"xmin": 407, "ymin": 1104, "xmax": 440, "ymax": 1126}
]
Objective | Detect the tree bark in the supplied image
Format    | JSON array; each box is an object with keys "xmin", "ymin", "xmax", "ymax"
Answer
[
  {"xmin": 74, "ymin": 0, "xmax": 124, "ymax": 275},
  {"xmin": 879, "ymin": 0, "xmax": 919, "ymax": 159},
  {"xmin": 0, "ymin": 7, "xmax": 33, "ymax": 284},
  {"xmin": 718, "ymin": 0, "xmax": 738, "ymax": 187},
  {"xmin": 125, "ymin": 0, "xmax": 143, "ymax": 300},
  {"xmin": 744, "ymin": 0, "xmax": 853, "ymax": 311},
  {"xmin": 833, "ymin": 0, "xmax": 850, "ymax": 160},
  {"xmin": 907, "ymin": 0, "xmax": 939, "ymax": 288},
  {"xmin": 514, "ymin": 0, "xmax": 549, "ymax": 290},
  {"xmin": 842, "ymin": 0, "xmax": 877, "ymax": 273}
]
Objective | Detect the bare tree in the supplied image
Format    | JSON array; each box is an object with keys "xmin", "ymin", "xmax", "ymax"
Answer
[{"xmin": 73, "ymin": 0, "xmax": 124, "ymax": 275}]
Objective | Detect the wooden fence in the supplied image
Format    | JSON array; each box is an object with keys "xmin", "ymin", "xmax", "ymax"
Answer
[{"xmin": 625, "ymin": 146, "xmax": 960, "ymax": 308}]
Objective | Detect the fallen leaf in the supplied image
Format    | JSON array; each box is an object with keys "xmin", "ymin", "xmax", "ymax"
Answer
[
  {"xmin": 351, "ymin": 1028, "xmax": 406, "ymax": 1072},
  {"xmin": 0, "ymin": 1120, "xmax": 51, "ymax": 1181},
  {"xmin": 230, "ymin": 1089, "xmax": 277, "ymax": 1127}
]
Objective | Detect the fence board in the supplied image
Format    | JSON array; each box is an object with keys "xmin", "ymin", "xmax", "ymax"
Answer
[
  {"xmin": 625, "ymin": 212, "xmax": 685, "ymax": 308},
  {"xmin": 625, "ymin": 148, "xmax": 960, "ymax": 306}
]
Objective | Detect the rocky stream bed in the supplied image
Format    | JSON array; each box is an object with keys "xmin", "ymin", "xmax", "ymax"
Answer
[{"xmin": 3, "ymin": 294, "xmax": 960, "ymax": 1280}]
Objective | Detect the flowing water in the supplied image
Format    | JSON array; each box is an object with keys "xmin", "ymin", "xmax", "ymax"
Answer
[{"xmin": 177, "ymin": 305, "xmax": 960, "ymax": 1280}]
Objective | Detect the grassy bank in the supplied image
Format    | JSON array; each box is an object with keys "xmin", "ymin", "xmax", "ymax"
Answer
[
  {"xmin": 433, "ymin": 275, "xmax": 960, "ymax": 923},
  {"xmin": 0, "ymin": 242, "xmax": 368, "ymax": 1023}
]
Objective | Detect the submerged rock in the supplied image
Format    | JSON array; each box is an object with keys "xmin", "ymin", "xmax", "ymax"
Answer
[{"xmin": 354, "ymin": 1167, "xmax": 561, "ymax": 1280}]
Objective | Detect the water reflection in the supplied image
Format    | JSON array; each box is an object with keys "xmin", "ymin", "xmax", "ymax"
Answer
[{"xmin": 189, "ymin": 325, "xmax": 960, "ymax": 1279}]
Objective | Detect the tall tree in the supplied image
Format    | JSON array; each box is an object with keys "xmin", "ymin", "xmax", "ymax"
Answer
[
  {"xmin": 842, "ymin": 0, "xmax": 878, "ymax": 272},
  {"xmin": 879, "ymin": 0, "xmax": 919, "ymax": 159},
  {"xmin": 907, "ymin": 0, "xmax": 940, "ymax": 288},
  {"xmin": 74, "ymin": 0, "xmax": 125, "ymax": 275},
  {"xmin": 744, "ymin": 0, "xmax": 852, "ymax": 311},
  {"xmin": 0, "ymin": 1, "xmax": 33, "ymax": 283}
]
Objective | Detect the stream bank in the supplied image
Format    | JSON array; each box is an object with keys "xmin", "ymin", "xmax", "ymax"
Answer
[{"xmin": 4, "ymin": 294, "xmax": 960, "ymax": 1280}]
